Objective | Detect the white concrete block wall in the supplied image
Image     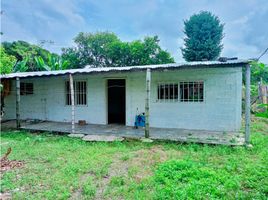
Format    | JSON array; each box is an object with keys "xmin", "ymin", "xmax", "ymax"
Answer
[
  {"xmin": 150, "ymin": 67, "xmax": 242, "ymax": 131},
  {"xmin": 3, "ymin": 67, "xmax": 242, "ymax": 131}
]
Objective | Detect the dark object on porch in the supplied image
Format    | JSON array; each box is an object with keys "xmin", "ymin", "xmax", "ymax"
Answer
[
  {"xmin": 78, "ymin": 120, "xmax": 87, "ymax": 126},
  {"xmin": 134, "ymin": 113, "xmax": 145, "ymax": 128}
]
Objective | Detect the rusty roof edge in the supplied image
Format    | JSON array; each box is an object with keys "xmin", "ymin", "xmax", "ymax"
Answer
[{"xmin": 0, "ymin": 59, "xmax": 250, "ymax": 79}]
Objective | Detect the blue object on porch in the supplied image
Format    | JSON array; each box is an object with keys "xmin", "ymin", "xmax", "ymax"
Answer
[{"xmin": 134, "ymin": 114, "xmax": 145, "ymax": 128}]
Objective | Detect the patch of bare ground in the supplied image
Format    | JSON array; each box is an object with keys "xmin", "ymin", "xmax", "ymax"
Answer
[
  {"xmin": 127, "ymin": 145, "xmax": 169, "ymax": 181},
  {"xmin": 0, "ymin": 148, "xmax": 24, "ymax": 200},
  {"xmin": 69, "ymin": 155, "xmax": 126, "ymax": 200},
  {"xmin": 253, "ymin": 117, "xmax": 268, "ymax": 134},
  {"xmin": 94, "ymin": 145, "xmax": 181, "ymax": 199},
  {"xmin": 1, "ymin": 148, "xmax": 24, "ymax": 173},
  {"xmin": 69, "ymin": 145, "xmax": 182, "ymax": 199},
  {"xmin": 69, "ymin": 171, "xmax": 95, "ymax": 200},
  {"xmin": 0, "ymin": 192, "xmax": 12, "ymax": 200}
]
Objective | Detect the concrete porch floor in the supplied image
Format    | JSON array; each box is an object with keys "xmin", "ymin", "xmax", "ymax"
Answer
[{"xmin": 1, "ymin": 120, "xmax": 245, "ymax": 145}]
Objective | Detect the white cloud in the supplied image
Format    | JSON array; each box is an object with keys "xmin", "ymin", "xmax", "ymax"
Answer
[{"xmin": 1, "ymin": 0, "xmax": 267, "ymax": 63}]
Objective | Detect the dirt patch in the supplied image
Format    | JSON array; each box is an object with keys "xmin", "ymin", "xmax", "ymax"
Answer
[
  {"xmin": 1, "ymin": 148, "xmax": 24, "ymax": 173},
  {"xmin": 70, "ymin": 145, "xmax": 182, "ymax": 199},
  {"xmin": 0, "ymin": 148, "xmax": 24, "ymax": 200},
  {"xmin": 252, "ymin": 117, "xmax": 268, "ymax": 133},
  {"xmin": 94, "ymin": 154, "xmax": 128, "ymax": 200},
  {"xmin": 0, "ymin": 192, "xmax": 12, "ymax": 200},
  {"xmin": 69, "ymin": 171, "xmax": 95, "ymax": 200},
  {"xmin": 1, "ymin": 160, "xmax": 24, "ymax": 173},
  {"xmin": 94, "ymin": 145, "xmax": 180, "ymax": 199},
  {"xmin": 128, "ymin": 145, "xmax": 169, "ymax": 181}
]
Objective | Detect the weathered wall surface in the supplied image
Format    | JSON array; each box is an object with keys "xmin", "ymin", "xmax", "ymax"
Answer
[{"xmin": 3, "ymin": 67, "xmax": 242, "ymax": 131}]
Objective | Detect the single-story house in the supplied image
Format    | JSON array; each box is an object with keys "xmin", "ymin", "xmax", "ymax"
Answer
[{"xmin": 0, "ymin": 60, "xmax": 251, "ymax": 144}]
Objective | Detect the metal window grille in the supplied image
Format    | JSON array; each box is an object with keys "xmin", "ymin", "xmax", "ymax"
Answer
[
  {"xmin": 66, "ymin": 81, "xmax": 87, "ymax": 105},
  {"xmin": 20, "ymin": 82, "xmax": 33, "ymax": 95},
  {"xmin": 180, "ymin": 81, "xmax": 204, "ymax": 102},
  {"xmin": 157, "ymin": 83, "xmax": 178, "ymax": 101}
]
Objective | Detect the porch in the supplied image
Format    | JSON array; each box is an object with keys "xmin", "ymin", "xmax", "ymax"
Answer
[{"xmin": 1, "ymin": 120, "xmax": 245, "ymax": 145}]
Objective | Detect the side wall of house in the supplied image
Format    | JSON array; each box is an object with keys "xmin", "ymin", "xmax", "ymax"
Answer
[
  {"xmin": 3, "ymin": 67, "xmax": 242, "ymax": 131},
  {"xmin": 150, "ymin": 67, "xmax": 242, "ymax": 131}
]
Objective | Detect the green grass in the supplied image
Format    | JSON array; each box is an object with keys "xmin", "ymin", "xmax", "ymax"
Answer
[
  {"xmin": 81, "ymin": 177, "xmax": 96, "ymax": 198},
  {"xmin": 1, "ymin": 118, "xmax": 268, "ymax": 199}
]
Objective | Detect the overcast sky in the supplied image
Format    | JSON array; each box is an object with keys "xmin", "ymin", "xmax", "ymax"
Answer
[{"xmin": 1, "ymin": 0, "xmax": 268, "ymax": 63}]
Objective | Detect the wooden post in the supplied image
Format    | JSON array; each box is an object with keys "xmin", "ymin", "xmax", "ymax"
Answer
[
  {"xmin": 264, "ymin": 86, "xmax": 268, "ymax": 104},
  {"xmin": 245, "ymin": 64, "xmax": 251, "ymax": 145},
  {"xmin": 145, "ymin": 68, "xmax": 151, "ymax": 138},
  {"xmin": 258, "ymin": 81, "xmax": 262, "ymax": 102},
  {"xmin": 259, "ymin": 84, "xmax": 268, "ymax": 104},
  {"xmin": 69, "ymin": 74, "xmax": 75, "ymax": 134},
  {"xmin": 16, "ymin": 77, "xmax": 21, "ymax": 129}
]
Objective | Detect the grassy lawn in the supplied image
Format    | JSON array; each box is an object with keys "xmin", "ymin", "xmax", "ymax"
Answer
[{"xmin": 1, "ymin": 118, "xmax": 268, "ymax": 200}]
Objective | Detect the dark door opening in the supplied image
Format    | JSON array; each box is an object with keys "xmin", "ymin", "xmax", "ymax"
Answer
[{"xmin": 108, "ymin": 79, "xmax": 126, "ymax": 124}]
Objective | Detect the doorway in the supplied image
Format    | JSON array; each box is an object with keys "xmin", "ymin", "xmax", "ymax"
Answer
[{"xmin": 107, "ymin": 79, "xmax": 126, "ymax": 124}]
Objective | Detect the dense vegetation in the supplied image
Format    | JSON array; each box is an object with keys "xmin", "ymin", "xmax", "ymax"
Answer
[
  {"xmin": 1, "ymin": 41, "xmax": 59, "ymax": 72},
  {"xmin": 0, "ymin": 118, "xmax": 267, "ymax": 199},
  {"xmin": 0, "ymin": 32, "xmax": 174, "ymax": 74},
  {"xmin": 250, "ymin": 61, "xmax": 268, "ymax": 84},
  {"xmin": 181, "ymin": 11, "xmax": 224, "ymax": 61},
  {"xmin": 0, "ymin": 47, "xmax": 16, "ymax": 74},
  {"xmin": 62, "ymin": 32, "xmax": 174, "ymax": 68}
]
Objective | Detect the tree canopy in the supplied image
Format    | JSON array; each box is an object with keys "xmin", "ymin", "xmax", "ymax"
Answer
[
  {"xmin": 0, "ymin": 46, "xmax": 17, "ymax": 74},
  {"xmin": 2, "ymin": 40, "xmax": 58, "ymax": 71},
  {"xmin": 62, "ymin": 32, "xmax": 174, "ymax": 68},
  {"xmin": 181, "ymin": 11, "xmax": 224, "ymax": 61},
  {"xmin": 250, "ymin": 61, "xmax": 268, "ymax": 84},
  {"xmin": 1, "ymin": 34, "xmax": 173, "ymax": 73}
]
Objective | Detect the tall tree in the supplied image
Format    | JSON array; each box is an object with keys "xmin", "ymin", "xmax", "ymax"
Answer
[
  {"xmin": 62, "ymin": 32, "xmax": 174, "ymax": 68},
  {"xmin": 62, "ymin": 32, "xmax": 120, "ymax": 68},
  {"xmin": 181, "ymin": 11, "xmax": 224, "ymax": 61}
]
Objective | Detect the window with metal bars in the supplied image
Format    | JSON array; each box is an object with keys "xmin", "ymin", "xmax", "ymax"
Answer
[
  {"xmin": 157, "ymin": 83, "xmax": 178, "ymax": 101},
  {"xmin": 66, "ymin": 81, "xmax": 87, "ymax": 105},
  {"xmin": 20, "ymin": 82, "xmax": 33, "ymax": 95},
  {"xmin": 180, "ymin": 81, "xmax": 204, "ymax": 102}
]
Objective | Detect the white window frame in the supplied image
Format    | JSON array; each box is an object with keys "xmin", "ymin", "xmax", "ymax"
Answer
[
  {"xmin": 156, "ymin": 81, "xmax": 205, "ymax": 103},
  {"xmin": 179, "ymin": 81, "xmax": 204, "ymax": 102},
  {"xmin": 157, "ymin": 82, "xmax": 179, "ymax": 102},
  {"xmin": 65, "ymin": 80, "xmax": 87, "ymax": 106}
]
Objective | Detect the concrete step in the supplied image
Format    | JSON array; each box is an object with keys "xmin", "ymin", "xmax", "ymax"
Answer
[{"xmin": 82, "ymin": 135, "xmax": 124, "ymax": 142}]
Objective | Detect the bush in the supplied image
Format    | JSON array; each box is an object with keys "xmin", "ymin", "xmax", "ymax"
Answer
[{"xmin": 255, "ymin": 104, "xmax": 268, "ymax": 118}]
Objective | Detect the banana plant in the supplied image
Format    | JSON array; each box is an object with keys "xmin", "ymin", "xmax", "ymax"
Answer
[
  {"xmin": 13, "ymin": 57, "xmax": 29, "ymax": 72},
  {"xmin": 34, "ymin": 56, "xmax": 50, "ymax": 71},
  {"xmin": 35, "ymin": 54, "xmax": 70, "ymax": 71}
]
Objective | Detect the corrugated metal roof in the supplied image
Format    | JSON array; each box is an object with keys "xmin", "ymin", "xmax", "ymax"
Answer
[{"xmin": 0, "ymin": 59, "xmax": 249, "ymax": 79}]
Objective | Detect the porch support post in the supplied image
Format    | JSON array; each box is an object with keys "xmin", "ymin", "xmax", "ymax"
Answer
[
  {"xmin": 69, "ymin": 74, "xmax": 75, "ymax": 134},
  {"xmin": 145, "ymin": 68, "xmax": 151, "ymax": 138},
  {"xmin": 16, "ymin": 77, "xmax": 21, "ymax": 129},
  {"xmin": 245, "ymin": 64, "xmax": 251, "ymax": 145}
]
